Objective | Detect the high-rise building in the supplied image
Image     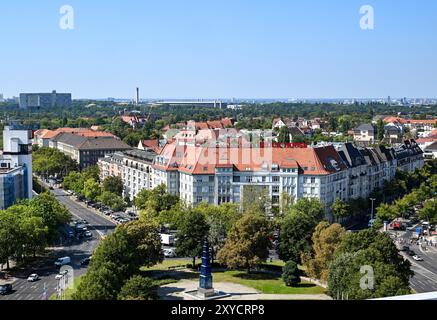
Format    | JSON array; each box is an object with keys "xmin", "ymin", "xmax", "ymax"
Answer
[
  {"xmin": 19, "ymin": 90, "xmax": 72, "ymax": 109},
  {"xmin": 0, "ymin": 125, "xmax": 33, "ymax": 209}
]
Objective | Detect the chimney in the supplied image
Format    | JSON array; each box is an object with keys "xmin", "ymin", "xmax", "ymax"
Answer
[{"xmin": 136, "ymin": 87, "xmax": 140, "ymax": 105}]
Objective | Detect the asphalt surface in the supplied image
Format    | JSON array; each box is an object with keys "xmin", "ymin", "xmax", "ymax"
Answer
[
  {"xmin": 0, "ymin": 188, "xmax": 116, "ymax": 300},
  {"xmin": 390, "ymin": 228, "xmax": 437, "ymax": 293}
]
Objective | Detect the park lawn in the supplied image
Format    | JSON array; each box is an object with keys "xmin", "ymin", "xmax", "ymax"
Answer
[
  {"xmin": 141, "ymin": 259, "xmax": 192, "ymax": 272},
  {"xmin": 212, "ymin": 270, "xmax": 326, "ymax": 295},
  {"xmin": 142, "ymin": 260, "xmax": 325, "ymax": 295}
]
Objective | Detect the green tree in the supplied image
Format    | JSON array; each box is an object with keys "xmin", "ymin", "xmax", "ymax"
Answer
[
  {"xmin": 277, "ymin": 127, "xmax": 290, "ymax": 143},
  {"xmin": 301, "ymin": 222, "xmax": 345, "ymax": 281},
  {"xmin": 278, "ymin": 198, "xmax": 325, "ymax": 264},
  {"xmin": 241, "ymin": 185, "xmax": 271, "ymax": 215},
  {"xmin": 331, "ymin": 198, "xmax": 351, "ymax": 221},
  {"xmin": 63, "ymin": 171, "xmax": 85, "ymax": 194},
  {"xmin": 19, "ymin": 215, "xmax": 48, "ymax": 259},
  {"xmin": 217, "ymin": 213, "xmax": 270, "ymax": 273},
  {"xmin": 98, "ymin": 191, "xmax": 127, "ymax": 212},
  {"xmin": 175, "ymin": 209, "xmax": 210, "ymax": 268},
  {"xmin": 27, "ymin": 193, "xmax": 71, "ymax": 242},
  {"xmin": 118, "ymin": 275, "xmax": 158, "ymax": 300},
  {"xmin": 282, "ymin": 260, "xmax": 301, "ymax": 287},
  {"xmin": 0, "ymin": 210, "xmax": 22, "ymax": 269},
  {"xmin": 83, "ymin": 165, "xmax": 101, "ymax": 182},
  {"xmin": 376, "ymin": 119, "xmax": 385, "ymax": 141},
  {"xmin": 32, "ymin": 147, "xmax": 78, "ymax": 178},
  {"xmin": 83, "ymin": 178, "xmax": 102, "ymax": 201},
  {"xmin": 102, "ymin": 176, "xmax": 124, "ymax": 196},
  {"xmin": 135, "ymin": 185, "xmax": 179, "ymax": 217},
  {"xmin": 419, "ymin": 200, "xmax": 437, "ymax": 223},
  {"xmin": 196, "ymin": 203, "xmax": 242, "ymax": 262},
  {"xmin": 73, "ymin": 220, "xmax": 163, "ymax": 300},
  {"xmin": 328, "ymin": 229, "xmax": 412, "ymax": 299}
]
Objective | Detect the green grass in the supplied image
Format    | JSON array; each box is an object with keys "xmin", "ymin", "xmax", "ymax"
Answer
[
  {"xmin": 141, "ymin": 259, "xmax": 192, "ymax": 271},
  {"xmin": 213, "ymin": 270, "xmax": 325, "ymax": 294},
  {"xmin": 142, "ymin": 259, "xmax": 325, "ymax": 295}
]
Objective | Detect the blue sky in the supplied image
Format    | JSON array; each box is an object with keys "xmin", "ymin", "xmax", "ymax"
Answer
[{"xmin": 1, "ymin": 0, "xmax": 436, "ymax": 99}]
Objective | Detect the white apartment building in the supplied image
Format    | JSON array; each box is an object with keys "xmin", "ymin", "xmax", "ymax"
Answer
[
  {"xmin": 98, "ymin": 149, "xmax": 156, "ymax": 201},
  {"xmin": 98, "ymin": 133, "xmax": 424, "ymax": 215}
]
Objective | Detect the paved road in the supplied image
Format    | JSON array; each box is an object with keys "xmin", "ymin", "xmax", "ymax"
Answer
[
  {"xmin": 0, "ymin": 188, "xmax": 116, "ymax": 300},
  {"xmin": 391, "ymin": 228, "xmax": 437, "ymax": 293}
]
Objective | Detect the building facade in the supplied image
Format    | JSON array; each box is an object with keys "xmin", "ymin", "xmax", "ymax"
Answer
[
  {"xmin": 98, "ymin": 149, "xmax": 156, "ymax": 201},
  {"xmin": 50, "ymin": 133, "xmax": 131, "ymax": 169},
  {"xmin": 0, "ymin": 126, "xmax": 33, "ymax": 210},
  {"xmin": 19, "ymin": 90, "xmax": 72, "ymax": 109},
  {"xmin": 98, "ymin": 135, "xmax": 424, "ymax": 215}
]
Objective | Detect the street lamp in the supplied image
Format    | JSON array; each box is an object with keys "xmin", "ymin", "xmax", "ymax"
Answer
[{"xmin": 370, "ymin": 198, "xmax": 376, "ymax": 220}]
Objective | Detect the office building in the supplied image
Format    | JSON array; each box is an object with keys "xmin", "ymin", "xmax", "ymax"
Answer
[
  {"xmin": 0, "ymin": 125, "xmax": 33, "ymax": 210},
  {"xmin": 19, "ymin": 90, "xmax": 72, "ymax": 109},
  {"xmin": 50, "ymin": 133, "xmax": 131, "ymax": 169}
]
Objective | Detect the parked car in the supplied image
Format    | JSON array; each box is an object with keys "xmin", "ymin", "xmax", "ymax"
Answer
[
  {"xmin": 27, "ymin": 274, "xmax": 40, "ymax": 282},
  {"xmin": 0, "ymin": 284, "xmax": 12, "ymax": 295},
  {"xmin": 85, "ymin": 231, "xmax": 92, "ymax": 238},
  {"xmin": 80, "ymin": 257, "xmax": 91, "ymax": 266},
  {"xmin": 401, "ymin": 246, "xmax": 410, "ymax": 252},
  {"xmin": 413, "ymin": 255, "xmax": 423, "ymax": 261},
  {"xmin": 164, "ymin": 248, "xmax": 176, "ymax": 258},
  {"xmin": 408, "ymin": 250, "xmax": 416, "ymax": 256}
]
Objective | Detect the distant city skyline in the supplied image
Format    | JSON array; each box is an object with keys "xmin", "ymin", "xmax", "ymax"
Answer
[{"xmin": 1, "ymin": 1, "xmax": 437, "ymax": 98}]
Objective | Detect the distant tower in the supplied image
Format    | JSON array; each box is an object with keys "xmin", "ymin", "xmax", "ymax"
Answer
[
  {"xmin": 136, "ymin": 87, "xmax": 140, "ymax": 105},
  {"xmin": 387, "ymin": 96, "xmax": 391, "ymax": 105}
]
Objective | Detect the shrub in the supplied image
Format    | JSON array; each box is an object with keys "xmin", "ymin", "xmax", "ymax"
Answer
[{"xmin": 282, "ymin": 260, "xmax": 301, "ymax": 287}]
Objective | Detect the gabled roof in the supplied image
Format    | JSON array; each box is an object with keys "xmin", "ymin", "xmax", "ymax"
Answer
[
  {"xmin": 337, "ymin": 143, "xmax": 367, "ymax": 168},
  {"xmin": 355, "ymin": 124, "xmax": 375, "ymax": 132},
  {"xmin": 54, "ymin": 133, "xmax": 131, "ymax": 151}
]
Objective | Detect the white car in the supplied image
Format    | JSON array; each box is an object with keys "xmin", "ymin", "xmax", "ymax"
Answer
[
  {"xmin": 413, "ymin": 255, "xmax": 423, "ymax": 261},
  {"xmin": 164, "ymin": 248, "xmax": 176, "ymax": 258},
  {"xmin": 85, "ymin": 231, "xmax": 93, "ymax": 238},
  {"xmin": 55, "ymin": 270, "xmax": 69, "ymax": 280},
  {"xmin": 27, "ymin": 274, "xmax": 39, "ymax": 282}
]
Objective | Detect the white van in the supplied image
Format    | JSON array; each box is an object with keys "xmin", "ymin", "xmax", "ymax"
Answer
[{"xmin": 54, "ymin": 256, "xmax": 71, "ymax": 266}]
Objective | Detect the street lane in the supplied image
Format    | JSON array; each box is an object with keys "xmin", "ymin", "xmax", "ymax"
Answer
[
  {"xmin": 391, "ymin": 227, "xmax": 437, "ymax": 293},
  {"xmin": 0, "ymin": 188, "xmax": 116, "ymax": 300}
]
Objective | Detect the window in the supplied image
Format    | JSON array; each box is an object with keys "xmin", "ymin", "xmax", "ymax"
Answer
[
  {"xmin": 272, "ymin": 186, "xmax": 280, "ymax": 193},
  {"xmin": 272, "ymin": 176, "xmax": 280, "ymax": 182}
]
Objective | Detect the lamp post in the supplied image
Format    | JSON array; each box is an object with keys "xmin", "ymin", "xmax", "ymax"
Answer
[{"xmin": 370, "ymin": 198, "xmax": 376, "ymax": 220}]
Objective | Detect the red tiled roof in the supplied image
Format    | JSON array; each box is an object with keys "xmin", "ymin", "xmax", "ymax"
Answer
[
  {"xmin": 39, "ymin": 128, "xmax": 116, "ymax": 140},
  {"xmin": 140, "ymin": 139, "xmax": 164, "ymax": 153},
  {"xmin": 384, "ymin": 117, "xmax": 437, "ymax": 125},
  {"xmin": 160, "ymin": 143, "xmax": 346, "ymax": 175}
]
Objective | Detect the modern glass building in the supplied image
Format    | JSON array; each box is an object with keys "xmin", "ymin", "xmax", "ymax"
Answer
[
  {"xmin": 0, "ymin": 125, "xmax": 33, "ymax": 210},
  {"xmin": 0, "ymin": 166, "xmax": 26, "ymax": 210}
]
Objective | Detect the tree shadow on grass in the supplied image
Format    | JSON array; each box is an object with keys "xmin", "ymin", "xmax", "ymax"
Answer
[
  {"xmin": 232, "ymin": 271, "xmax": 281, "ymax": 281},
  {"xmin": 291, "ymin": 282, "xmax": 317, "ymax": 289},
  {"xmin": 141, "ymin": 270, "xmax": 199, "ymax": 282}
]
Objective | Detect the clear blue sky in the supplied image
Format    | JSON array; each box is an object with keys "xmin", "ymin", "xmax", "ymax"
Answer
[{"xmin": 1, "ymin": 0, "xmax": 437, "ymax": 99}]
